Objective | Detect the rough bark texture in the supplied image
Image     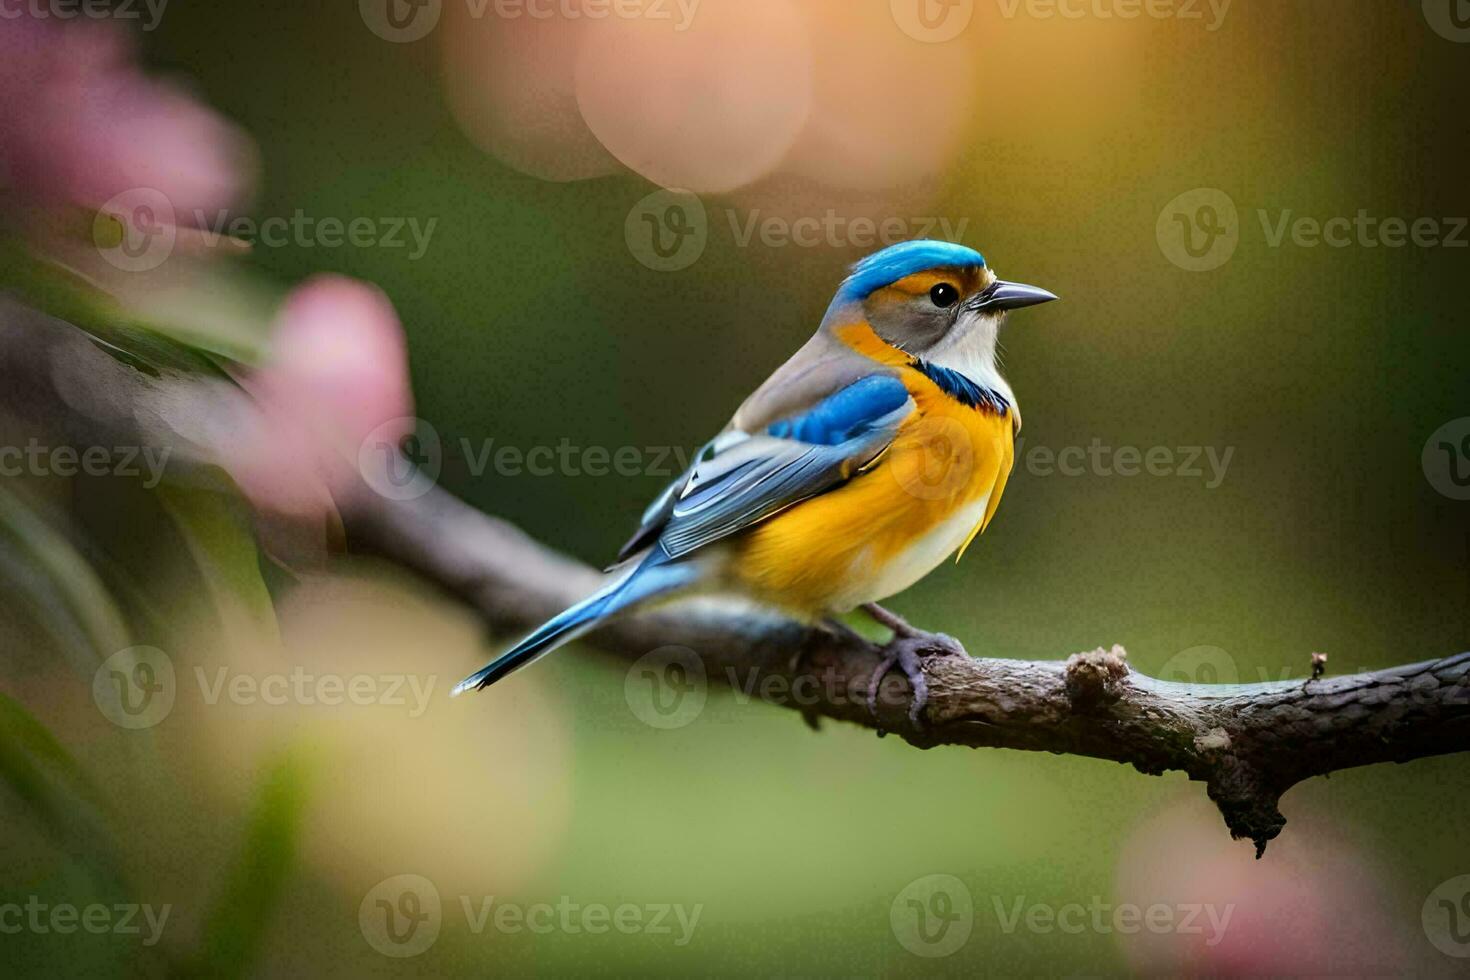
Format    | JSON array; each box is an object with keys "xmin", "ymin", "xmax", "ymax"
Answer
[{"xmin": 5, "ymin": 296, "xmax": 1469, "ymax": 855}]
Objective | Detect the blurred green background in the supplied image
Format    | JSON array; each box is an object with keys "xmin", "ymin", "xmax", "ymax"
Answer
[{"xmin": 3, "ymin": 0, "xmax": 1469, "ymax": 975}]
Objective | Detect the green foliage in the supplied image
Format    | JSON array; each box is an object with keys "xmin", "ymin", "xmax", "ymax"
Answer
[
  {"xmin": 0, "ymin": 691, "xmax": 122, "ymax": 889},
  {"xmin": 0, "ymin": 485, "xmax": 131, "ymax": 676},
  {"xmin": 180, "ymin": 752, "xmax": 309, "ymax": 980}
]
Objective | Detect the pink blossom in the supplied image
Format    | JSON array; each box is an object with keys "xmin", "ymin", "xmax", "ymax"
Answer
[
  {"xmin": 231, "ymin": 275, "xmax": 415, "ymax": 525},
  {"xmin": 0, "ymin": 15, "xmax": 254, "ymax": 216}
]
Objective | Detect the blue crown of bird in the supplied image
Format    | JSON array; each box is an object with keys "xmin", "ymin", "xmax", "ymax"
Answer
[{"xmin": 454, "ymin": 239, "xmax": 1056, "ymax": 722}]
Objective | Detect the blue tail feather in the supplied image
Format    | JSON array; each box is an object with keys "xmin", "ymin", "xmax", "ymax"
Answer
[{"xmin": 451, "ymin": 555, "xmax": 696, "ymax": 695}]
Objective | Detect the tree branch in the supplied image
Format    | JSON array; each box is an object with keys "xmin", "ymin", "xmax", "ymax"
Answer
[
  {"xmin": 4, "ymin": 296, "xmax": 1467, "ymax": 856},
  {"xmin": 344, "ymin": 484, "xmax": 1470, "ymax": 856}
]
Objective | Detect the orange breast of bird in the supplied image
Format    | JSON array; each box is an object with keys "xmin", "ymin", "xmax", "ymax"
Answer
[{"xmin": 730, "ymin": 323, "xmax": 1016, "ymax": 615}]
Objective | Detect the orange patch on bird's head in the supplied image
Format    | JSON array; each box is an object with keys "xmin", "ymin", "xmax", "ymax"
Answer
[
  {"xmin": 840, "ymin": 263, "xmax": 996, "ymax": 358},
  {"xmin": 863, "ymin": 264, "xmax": 994, "ymax": 314}
]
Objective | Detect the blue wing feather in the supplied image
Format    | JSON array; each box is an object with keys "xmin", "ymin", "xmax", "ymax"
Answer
[
  {"xmin": 764, "ymin": 374, "xmax": 910, "ymax": 445},
  {"xmin": 653, "ymin": 375, "xmax": 912, "ymax": 559},
  {"xmin": 615, "ymin": 374, "xmax": 912, "ymax": 564}
]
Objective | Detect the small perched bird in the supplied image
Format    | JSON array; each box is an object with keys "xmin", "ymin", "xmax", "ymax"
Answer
[{"xmin": 454, "ymin": 240, "xmax": 1055, "ymax": 719}]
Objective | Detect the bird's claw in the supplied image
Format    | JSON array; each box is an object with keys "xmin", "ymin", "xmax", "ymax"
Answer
[
  {"xmin": 861, "ymin": 603, "xmax": 965, "ymax": 729},
  {"xmin": 865, "ymin": 630, "xmax": 962, "ymax": 729}
]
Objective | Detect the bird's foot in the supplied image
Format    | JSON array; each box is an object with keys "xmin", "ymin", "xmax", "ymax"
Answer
[{"xmin": 861, "ymin": 604, "xmax": 964, "ymax": 730}]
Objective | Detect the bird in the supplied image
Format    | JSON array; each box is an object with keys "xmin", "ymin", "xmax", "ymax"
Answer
[{"xmin": 452, "ymin": 239, "xmax": 1056, "ymax": 721}]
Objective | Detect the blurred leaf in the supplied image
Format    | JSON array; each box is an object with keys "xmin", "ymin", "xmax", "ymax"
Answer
[
  {"xmin": 77, "ymin": 322, "xmax": 236, "ymax": 382},
  {"xmin": 182, "ymin": 751, "xmax": 308, "ymax": 979},
  {"xmin": 0, "ymin": 690, "xmax": 108, "ymax": 816},
  {"xmin": 0, "ymin": 484, "xmax": 131, "ymax": 674},
  {"xmin": 159, "ymin": 487, "xmax": 281, "ymax": 646},
  {"xmin": 0, "ymin": 691, "xmax": 125, "ymax": 891},
  {"xmin": 1, "ymin": 225, "xmax": 278, "ymax": 369}
]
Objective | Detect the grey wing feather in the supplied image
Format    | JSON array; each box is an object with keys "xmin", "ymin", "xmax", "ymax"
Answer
[
  {"xmin": 614, "ymin": 332, "xmax": 902, "ymax": 565},
  {"xmin": 613, "ymin": 429, "xmax": 744, "ymax": 564},
  {"xmin": 654, "ymin": 405, "xmax": 906, "ymax": 559},
  {"xmin": 613, "ymin": 467, "xmax": 690, "ymax": 564}
]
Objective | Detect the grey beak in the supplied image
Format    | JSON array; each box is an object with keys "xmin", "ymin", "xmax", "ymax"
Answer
[{"xmin": 976, "ymin": 279, "xmax": 1058, "ymax": 314}]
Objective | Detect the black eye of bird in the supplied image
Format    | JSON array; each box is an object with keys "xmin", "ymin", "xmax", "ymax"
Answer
[{"xmin": 929, "ymin": 283, "xmax": 960, "ymax": 309}]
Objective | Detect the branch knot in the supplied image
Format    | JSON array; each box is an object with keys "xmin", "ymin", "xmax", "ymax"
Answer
[{"xmin": 1064, "ymin": 645, "xmax": 1130, "ymax": 708}]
